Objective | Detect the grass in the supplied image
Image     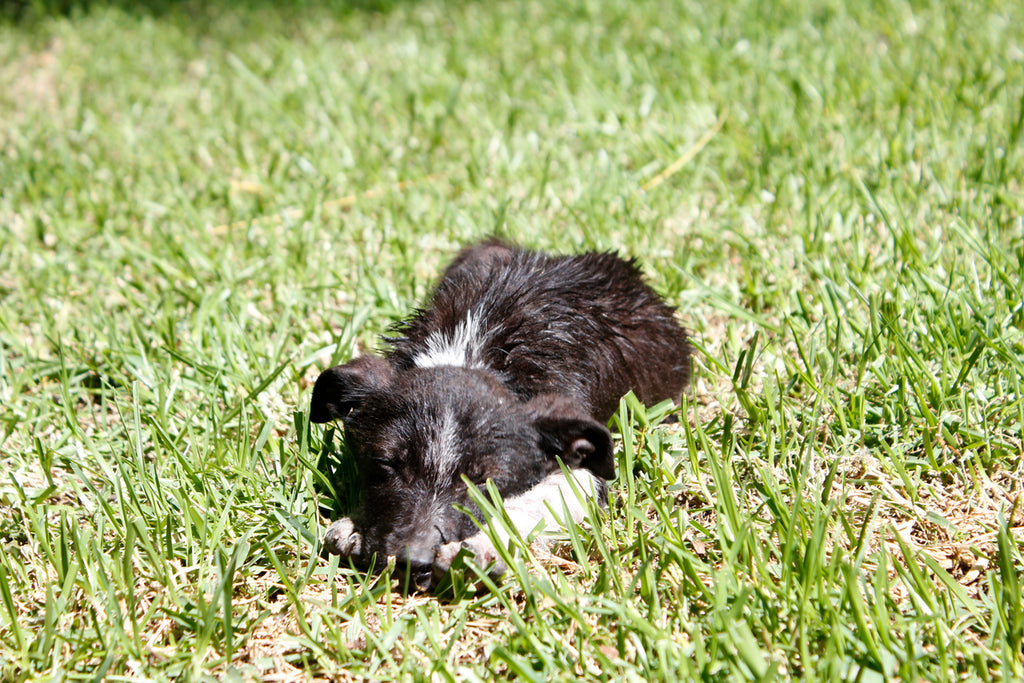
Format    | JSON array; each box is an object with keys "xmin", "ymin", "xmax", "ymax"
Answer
[{"xmin": 1, "ymin": 0, "xmax": 1022, "ymax": 679}]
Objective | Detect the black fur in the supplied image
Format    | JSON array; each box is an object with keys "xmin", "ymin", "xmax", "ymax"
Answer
[{"xmin": 311, "ymin": 240, "xmax": 690, "ymax": 588}]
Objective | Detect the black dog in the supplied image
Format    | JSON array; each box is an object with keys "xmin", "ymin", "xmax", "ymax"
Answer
[{"xmin": 310, "ymin": 240, "xmax": 690, "ymax": 589}]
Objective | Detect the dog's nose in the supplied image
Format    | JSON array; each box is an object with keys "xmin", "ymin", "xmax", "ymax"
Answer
[
  {"xmin": 402, "ymin": 559, "xmax": 435, "ymax": 590},
  {"xmin": 396, "ymin": 531, "xmax": 444, "ymax": 590},
  {"xmin": 397, "ymin": 546, "xmax": 437, "ymax": 590}
]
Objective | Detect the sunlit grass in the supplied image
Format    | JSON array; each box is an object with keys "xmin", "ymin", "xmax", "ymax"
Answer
[{"xmin": 1, "ymin": 0, "xmax": 1022, "ymax": 680}]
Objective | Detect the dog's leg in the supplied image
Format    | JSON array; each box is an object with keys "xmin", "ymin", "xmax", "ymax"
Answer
[
  {"xmin": 434, "ymin": 469, "xmax": 602, "ymax": 579},
  {"xmin": 323, "ymin": 517, "xmax": 363, "ymax": 557}
]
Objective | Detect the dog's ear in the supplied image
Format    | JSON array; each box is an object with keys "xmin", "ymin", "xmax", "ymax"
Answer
[
  {"xmin": 310, "ymin": 356, "xmax": 394, "ymax": 423},
  {"xmin": 526, "ymin": 394, "xmax": 615, "ymax": 480}
]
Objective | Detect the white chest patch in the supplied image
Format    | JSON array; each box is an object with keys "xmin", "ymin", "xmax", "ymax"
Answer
[
  {"xmin": 501, "ymin": 469, "xmax": 602, "ymax": 534},
  {"xmin": 461, "ymin": 469, "xmax": 602, "ymax": 546},
  {"xmin": 414, "ymin": 311, "xmax": 488, "ymax": 369}
]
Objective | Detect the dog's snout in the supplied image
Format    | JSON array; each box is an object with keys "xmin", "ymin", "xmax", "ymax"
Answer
[
  {"xmin": 402, "ymin": 559, "xmax": 435, "ymax": 590},
  {"xmin": 398, "ymin": 547, "xmax": 438, "ymax": 590},
  {"xmin": 394, "ymin": 526, "xmax": 446, "ymax": 589},
  {"xmin": 397, "ymin": 543, "xmax": 436, "ymax": 567}
]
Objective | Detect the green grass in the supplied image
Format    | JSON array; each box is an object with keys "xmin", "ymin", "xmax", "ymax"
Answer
[{"xmin": 1, "ymin": 0, "xmax": 1023, "ymax": 680}]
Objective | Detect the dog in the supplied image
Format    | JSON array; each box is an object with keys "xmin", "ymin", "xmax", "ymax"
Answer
[{"xmin": 310, "ymin": 240, "xmax": 690, "ymax": 589}]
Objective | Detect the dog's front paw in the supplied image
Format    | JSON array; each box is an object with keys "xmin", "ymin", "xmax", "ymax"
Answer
[
  {"xmin": 434, "ymin": 533, "xmax": 508, "ymax": 581},
  {"xmin": 324, "ymin": 517, "xmax": 362, "ymax": 557}
]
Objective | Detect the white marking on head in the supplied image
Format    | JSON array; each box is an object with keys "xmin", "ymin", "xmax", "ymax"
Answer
[
  {"xmin": 414, "ymin": 311, "xmax": 488, "ymax": 369},
  {"xmin": 427, "ymin": 408, "xmax": 462, "ymax": 485}
]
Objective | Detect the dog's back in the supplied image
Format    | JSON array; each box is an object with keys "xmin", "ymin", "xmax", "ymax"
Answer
[{"xmin": 386, "ymin": 240, "xmax": 690, "ymax": 421}]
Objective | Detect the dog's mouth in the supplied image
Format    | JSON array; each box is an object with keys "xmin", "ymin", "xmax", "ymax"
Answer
[{"xmin": 322, "ymin": 516, "xmax": 506, "ymax": 592}]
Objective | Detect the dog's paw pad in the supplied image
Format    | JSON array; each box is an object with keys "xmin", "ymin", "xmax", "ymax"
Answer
[{"xmin": 324, "ymin": 518, "xmax": 362, "ymax": 557}]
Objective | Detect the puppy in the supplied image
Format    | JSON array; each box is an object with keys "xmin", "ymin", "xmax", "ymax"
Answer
[{"xmin": 310, "ymin": 240, "xmax": 690, "ymax": 589}]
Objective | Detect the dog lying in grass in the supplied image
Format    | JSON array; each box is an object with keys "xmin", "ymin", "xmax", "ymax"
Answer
[{"xmin": 310, "ymin": 240, "xmax": 690, "ymax": 589}]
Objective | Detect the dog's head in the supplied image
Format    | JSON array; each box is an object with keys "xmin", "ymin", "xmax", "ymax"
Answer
[{"xmin": 310, "ymin": 356, "xmax": 613, "ymax": 584}]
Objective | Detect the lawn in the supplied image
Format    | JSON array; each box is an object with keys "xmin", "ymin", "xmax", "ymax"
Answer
[{"xmin": 1, "ymin": 0, "xmax": 1022, "ymax": 680}]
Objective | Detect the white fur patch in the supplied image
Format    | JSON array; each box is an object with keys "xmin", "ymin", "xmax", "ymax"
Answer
[
  {"xmin": 427, "ymin": 408, "xmax": 461, "ymax": 484},
  {"xmin": 414, "ymin": 311, "xmax": 487, "ymax": 369},
  {"xmin": 434, "ymin": 470, "xmax": 603, "ymax": 578},
  {"xmin": 491, "ymin": 469, "xmax": 602, "ymax": 540}
]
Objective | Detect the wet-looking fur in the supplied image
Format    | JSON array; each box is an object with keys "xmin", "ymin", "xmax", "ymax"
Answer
[{"xmin": 310, "ymin": 240, "xmax": 690, "ymax": 589}]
